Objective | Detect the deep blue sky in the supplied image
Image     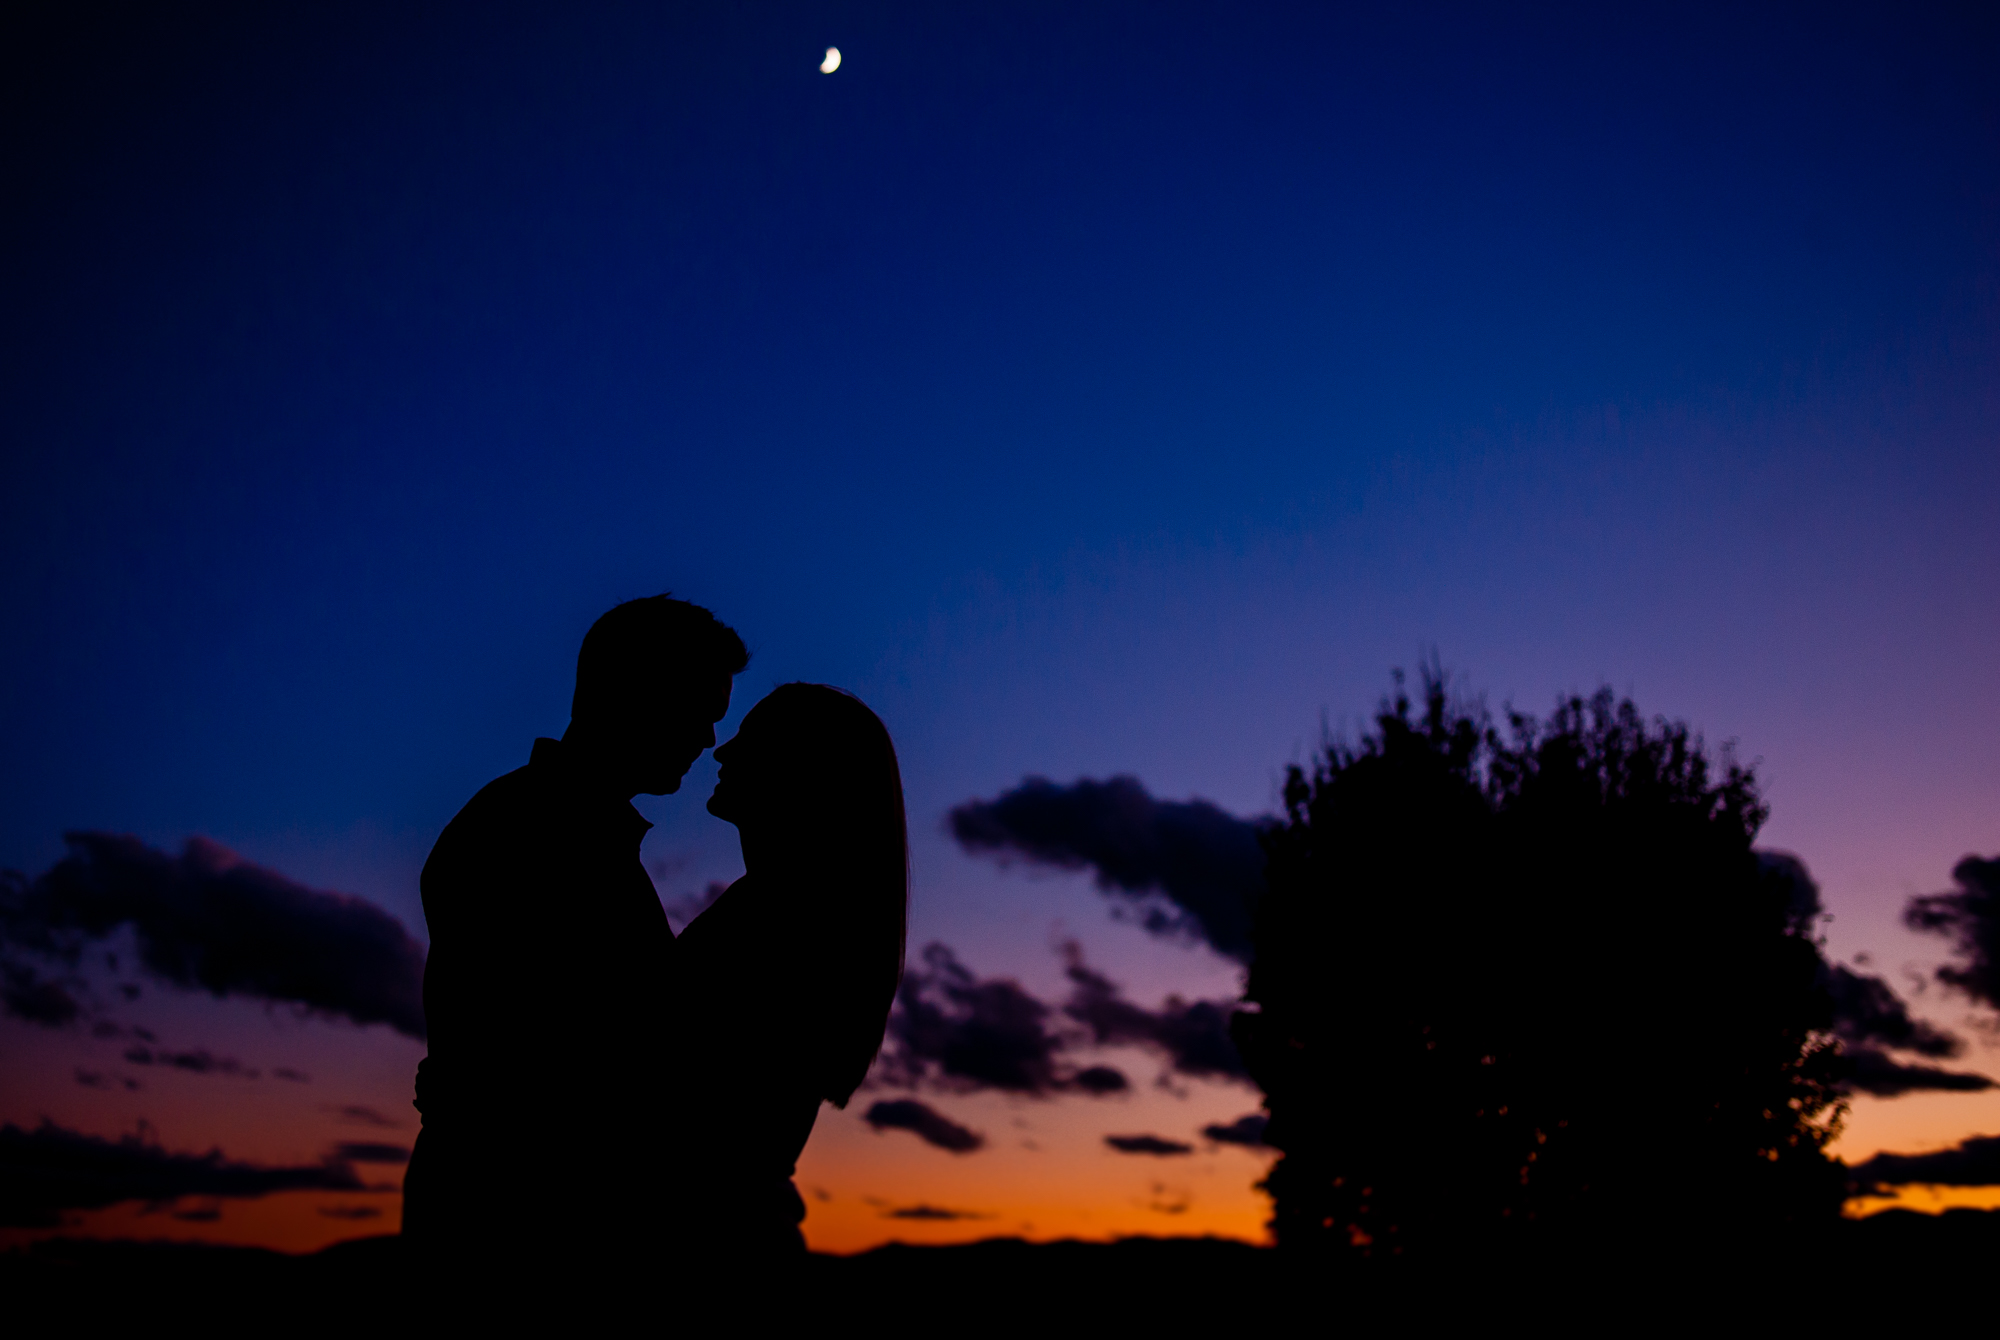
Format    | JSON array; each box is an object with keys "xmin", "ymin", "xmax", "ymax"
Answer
[{"xmin": 4, "ymin": 1, "xmax": 1996, "ymax": 1004}]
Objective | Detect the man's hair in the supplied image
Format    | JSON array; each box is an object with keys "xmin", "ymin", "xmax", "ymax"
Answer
[{"xmin": 571, "ymin": 595, "xmax": 749, "ymax": 723}]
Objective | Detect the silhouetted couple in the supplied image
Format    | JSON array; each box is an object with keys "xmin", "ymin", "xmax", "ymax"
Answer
[{"xmin": 401, "ymin": 595, "xmax": 907, "ymax": 1302}]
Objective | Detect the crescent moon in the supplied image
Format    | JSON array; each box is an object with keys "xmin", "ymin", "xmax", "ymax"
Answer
[{"xmin": 820, "ymin": 47, "xmax": 841, "ymax": 74}]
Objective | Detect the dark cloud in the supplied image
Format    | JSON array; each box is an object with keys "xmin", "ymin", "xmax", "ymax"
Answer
[
  {"xmin": 878, "ymin": 942, "xmax": 1245, "ymax": 1096},
  {"xmin": 1825, "ymin": 964, "xmax": 1963, "ymax": 1058},
  {"xmin": 121, "ymin": 1046, "xmax": 260, "ymax": 1078},
  {"xmin": 1756, "ymin": 851, "xmax": 1826, "ymax": 927},
  {"xmin": 1848, "ymin": 1134, "xmax": 2000, "ymax": 1194},
  {"xmin": 0, "ymin": 1120, "xmax": 364, "ymax": 1228},
  {"xmin": 877, "ymin": 943, "xmax": 1069, "ymax": 1095},
  {"xmin": 273, "ymin": 1068, "xmax": 310, "ymax": 1083},
  {"xmin": 1767, "ymin": 853, "xmax": 1985, "ymax": 1093},
  {"xmin": 1905, "ymin": 855, "xmax": 2000, "ymax": 1010},
  {"xmin": 884, "ymin": 1204, "xmax": 989, "ymax": 1220},
  {"xmin": 1106, "ymin": 1135, "xmax": 1194, "ymax": 1156},
  {"xmin": 1821, "ymin": 963, "xmax": 1987, "ymax": 1093},
  {"xmin": 318, "ymin": 1205, "xmax": 383, "ymax": 1220},
  {"xmin": 1202, "ymin": 1114, "xmax": 1269, "ymax": 1147},
  {"xmin": 1070, "ymin": 1065, "xmax": 1130, "ymax": 1095},
  {"xmin": 0, "ymin": 833, "xmax": 426, "ymax": 1039},
  {"xmin": 0, "ymin": 960, "xmax": 82, "ymax": 1026},
  {"xmin": 949, "ymin": 777, "xmax": 1267, "ymax": 962},
  {"xmin": 331, "ymin": 1142, "xmax": 411, "ymax": 1165},
  {"xmin": 1842, "ymin": 1045, "xmax": 1995, "ymax": 1097},
  {"xmin": 326, "ymin": 1104, "xmax": 401, "ymax": 1128},
  {"xmin": 1061, "ymin": 945, "xmax": 1248, "ymax": 1083},
  {"xmin": 861, "ymin": 1100, "xmax": 985, "ymax": 1154}
]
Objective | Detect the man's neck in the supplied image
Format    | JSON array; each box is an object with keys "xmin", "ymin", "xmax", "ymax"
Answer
[{"xmin": 554, "ymin": 728, "xmax": 635, "ymax": 802}]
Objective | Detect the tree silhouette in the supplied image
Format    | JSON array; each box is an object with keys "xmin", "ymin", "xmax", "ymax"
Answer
[{"xmin": 1232, "ymin": 673, "xmax": 1846, "ymax": 1273}]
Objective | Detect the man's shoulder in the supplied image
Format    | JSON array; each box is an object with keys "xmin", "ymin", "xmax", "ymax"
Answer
[
  {"xmin": 440, "ymin": 762, "xmax": 543, "ymax": 844},
  {"xmin": 422, "ymin": 754, "xmax": 555, "ymax": 883}
]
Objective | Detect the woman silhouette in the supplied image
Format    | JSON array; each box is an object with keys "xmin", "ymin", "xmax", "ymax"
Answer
[{"xmin": 666, "ymin": 683, "xmax": 908, "ymax": 1258}]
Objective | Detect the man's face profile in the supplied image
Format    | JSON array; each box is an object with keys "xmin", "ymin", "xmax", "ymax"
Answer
[{"xmin": 629, "ymin": 672, "xmax": 733, "ymax": 795}]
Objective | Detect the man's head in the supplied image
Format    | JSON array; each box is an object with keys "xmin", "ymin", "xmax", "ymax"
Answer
[{"xmin": 567, "ymin": 594, "xmax": 749, "ymax": 796}]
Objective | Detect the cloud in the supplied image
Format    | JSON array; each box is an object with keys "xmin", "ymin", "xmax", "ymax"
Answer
[
  {"xmin": 1060, "ymin": 945, "xmax": 1248, "ymax": 1083},
  {"xmin": 0, "ymin": 833, "xmax": 426, "ymax": 1039},
  {"xmin": 0, "ymin": 960, "xmax": 82, "ymax": 1026},
  {"xmin": 326, "ymin": 1104, "xmax": 402, "ymax": 1128},
  {"xmin": 121, "ymin": 1046, "xmax": 260, "ymax": 1078},
  {"xmin": 877, "ymin": 944, "xmax": 1071, "ymax": 1095},
  {"xmin": 1768, "ymin": 852, "xmax": 1985, "ymax": 1093},
  {"xmin": 319, "ymin": 1205, "xmax": 383, "ymax": 1220},
  {"xmin": 877, "ymin": 942, "xmax": 1245, "ymax": 1096},
  {"xmin": 1825, "ymin": 964, "xmax": 1963, "ymax": 1058},
  {"xmin": 1905, "ymin": 855, "xmax": 2000, "ymax": 1010},
  {"xmin": 1848, "ymin": 1134, "xmax": 2000, "ymax": 1194},
  {"xmin": 949, "ymin": 777, "xmax": 1267, "ymax": 962},
  {"xmin": 1765, "ymin": 854, "xmax": 1962, "ymax": 1057},
  {"xmin": 1841, "ymin": 1045, "xmax": 1995, "ymax": 1097},
  {"xmin": 1202, "ymin": 1113, "xmax": 1269, "ymax": 1147},
  {"xmin": 883, "ymin": 1204, "xmax": 990, "ymax": 1221},
  {"xmin": 1070, "ymin": 1065, "xmax": 1129, "ymax": 1094},
  {"xmin": 1821, "ymin": 963, "xmax": 1987, "ymax": 1093},
  {"xmin": 1757, "ymin": 851, "xmax": 1827, "ymax": 929},
  {"xmin": 0, "ymin": 1120, "xmax": 364, "ymax": 1228},
  {"xmin": 330, "ymin": 1142, "xmax": 412, "ymax": 1164},
  {"xmin": 1106, "ymin": 1134, "xmax": 1193, "ymax": 1156},
  {"xmin": 861, "ymin": 1100, "xmax": 985, "ymax": 1153}
]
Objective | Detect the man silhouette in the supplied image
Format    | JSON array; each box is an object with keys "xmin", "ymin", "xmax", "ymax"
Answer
[{"xmin": 401, "ymin": 595, "xmax": 747, "ymax": 1291}]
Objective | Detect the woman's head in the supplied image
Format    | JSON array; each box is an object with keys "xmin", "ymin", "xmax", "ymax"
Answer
[
  {"xmin": 707, "ymin": 683, "xmax": 909, "ymax": 1106},
  {"xmin": 709, "ymin": 684, "xmax": 896, "ymax": 836}
]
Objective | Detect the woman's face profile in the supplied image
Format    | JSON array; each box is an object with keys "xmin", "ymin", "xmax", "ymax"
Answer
[{"xmin": 706, "ymin": 707, "xmax": 770, "ymax": 826}]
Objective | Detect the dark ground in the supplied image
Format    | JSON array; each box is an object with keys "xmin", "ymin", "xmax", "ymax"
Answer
[{"xmin": 5, "ymin": 1211, "xmax": 1993, "ymax": 1328}]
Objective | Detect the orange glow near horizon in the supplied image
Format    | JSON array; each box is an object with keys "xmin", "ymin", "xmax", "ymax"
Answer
[
  {"xmin": 1832, "ymin": 1085, "xmax": 2000, "ymax": 1219},
  {"xmin": 795, "ymin": 1077, "xmax": 1275, "ymax": 1253},
  {"xmin": 0, "ymin": 1189, "xmax": 404, "ymax": 1256},
  {"xmin": 4, "ymin": 986, "xmax": 1996, "ymax": 1256},
  {"xmin": 8, "ymin": 1078, "xmax": 1999, "ymax": 1255}
]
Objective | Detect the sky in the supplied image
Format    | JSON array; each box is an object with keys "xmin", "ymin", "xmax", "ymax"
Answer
[{"xmin": 3, "ymin": 1, "xmax": 1998, "ymax": 1252}]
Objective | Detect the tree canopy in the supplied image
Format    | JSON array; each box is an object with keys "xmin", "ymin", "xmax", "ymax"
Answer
[{"xmin": 1232, "ymin": 674, "xmax": 1846, "ymax": 1272}]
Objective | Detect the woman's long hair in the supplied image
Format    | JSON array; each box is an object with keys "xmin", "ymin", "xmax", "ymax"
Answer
[{"xmin": 750, "ymin": 683, "xmax": 909, "ymax": 1108}]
